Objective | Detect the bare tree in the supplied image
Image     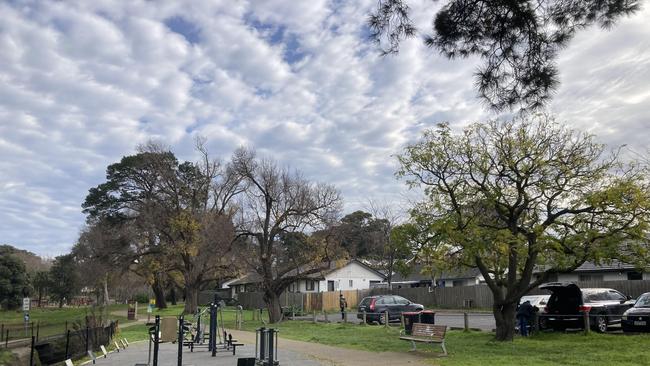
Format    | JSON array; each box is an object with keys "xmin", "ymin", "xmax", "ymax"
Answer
[{"xmin": 232, "ymin": 148, "xmax": 342, "ymax": 322}]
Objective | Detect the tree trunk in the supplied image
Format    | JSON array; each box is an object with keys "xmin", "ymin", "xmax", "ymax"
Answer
[
  {"xmin": 493, "ymin": 301, "xmax": 517, "ymax": 341},
  {"xmin": 103, "ymin": 275, "xmax": 110, "ymax": 306},
  {"xmin": 58, "ymin": 299, "xmax": 63, "ymax": 308},
  {"xmin": 37, "ymin": 290, "xmax": 43, "ymax": 308},
  {"xmin": 169, "ymin": 286, "xmax": 177, "ymax": 305},
  {"xmin": 152, "ymin": 278, "xmax": 167, "ymax": 309},
  {"xmin": 265, "ymin": 291, "xmax": 283, "ymax": 323},
  {"xmin": 184, "ymin": 285, "xmax": 199, "ymax": 314}
]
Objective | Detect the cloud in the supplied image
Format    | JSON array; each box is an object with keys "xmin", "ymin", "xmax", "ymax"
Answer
[{"xmin": 0, "ymin": 0, "xmax": 648, "ymax": 256}]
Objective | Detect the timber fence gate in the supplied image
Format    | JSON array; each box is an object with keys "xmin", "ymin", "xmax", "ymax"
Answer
[{"xmin": 232, "ymin": 280, "xmax": 650, "ymax": 311}]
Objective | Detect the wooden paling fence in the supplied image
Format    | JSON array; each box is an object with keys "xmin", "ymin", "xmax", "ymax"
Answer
[{"xmin": 232, "ymin": 280, "xmax": 650, "ymax": 311}]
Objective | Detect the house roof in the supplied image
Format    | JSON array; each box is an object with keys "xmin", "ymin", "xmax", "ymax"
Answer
[
  {"xmin": 228, "ymin": 259, "xmax": 386, "ymax": 287},
  {"xmin": 534, "ymin": 260, "xmax": 642, "ymax": 274},
  {"xmin": 390, "ymin": 265, "xmax": 482, "ymax": 283}
]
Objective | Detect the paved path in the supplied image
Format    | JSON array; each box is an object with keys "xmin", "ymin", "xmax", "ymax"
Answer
[
  {"xmin": 91, "ymin": 339, "xmax": 324, "ymax": 366},
  {"xmin": 90, "ymin": 329, "xmax": 435, "ymax": 366},
  {"xmin": 228, "ymin": 329, "xmax": 432, "ymax": 366}
]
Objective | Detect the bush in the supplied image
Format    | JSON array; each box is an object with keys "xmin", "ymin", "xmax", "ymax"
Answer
[{"xmin": 133, "ymin": 293, "xmax": 149, "ymax": 304}]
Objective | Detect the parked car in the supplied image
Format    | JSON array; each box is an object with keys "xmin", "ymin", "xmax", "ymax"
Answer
[
  {"xmin": 357, "ymin": 295, "xmax": 424, "ymax": 324},
  {"xmin": 539, "ymin": 282, "xmax": 635, "ymax": 333},
  {"xmin": 518, "ymin": 295, "xmax": 550, "ymax": 330},
  {"xmin": 622, "ymin": 292, "xmax": 650, "ymax": 333}
]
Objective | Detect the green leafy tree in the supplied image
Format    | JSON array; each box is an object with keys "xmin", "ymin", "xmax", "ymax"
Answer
[
  {"xmin": 49, "ymin": 254, "xmax": 80, "ymax": 308},
  {"xmin": 397, "ymin": 116, "xmax": 650, "ymax": 341},
  {"xmin": 369, "ymin": 0, "xmax": 640, "ymax": 111},
  {"xmin": 0, "ymin": 254, "xmax": 30, "ymax": 310}
]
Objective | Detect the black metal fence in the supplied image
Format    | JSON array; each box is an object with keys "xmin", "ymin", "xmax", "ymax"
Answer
[{"xmin": 26, "ymin": 322, "xmax": 118, "ymax": 365}]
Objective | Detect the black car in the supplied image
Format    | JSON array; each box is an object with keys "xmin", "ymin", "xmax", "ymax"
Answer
[
  {"xmin": 356, "ymin": 295, "xmax": 424, "ymax": 324},
  {"xmin": 622, "ymin": 292, "xmax": 650, "ymax": 333},
  {"xmin": 539, "ymin": 282, "xmax": 635, "ymax": 333}
]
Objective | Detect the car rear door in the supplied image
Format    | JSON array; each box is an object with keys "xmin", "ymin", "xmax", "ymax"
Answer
[{"xmin": 607, "ymin": 290, "xmax": 631, "ymax": 321}]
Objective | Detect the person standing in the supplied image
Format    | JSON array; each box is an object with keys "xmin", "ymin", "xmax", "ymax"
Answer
[
  {"xmin": 517, "ymin": 300, "xmax": 535, "ymax": 336},
  {"xmin": 339, "ymin": 294, "xmax": 347, "ymax": 320}
]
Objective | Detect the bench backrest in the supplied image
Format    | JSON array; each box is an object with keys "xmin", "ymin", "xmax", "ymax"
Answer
[{"xmin": 412, "ymin": 323, "xmax": 446, "ymax": 341}]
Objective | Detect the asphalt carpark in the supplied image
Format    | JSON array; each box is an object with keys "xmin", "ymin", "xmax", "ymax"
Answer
[{"xmin": 293, "ymin": 311, "xmax": 498, "ymax": 331}]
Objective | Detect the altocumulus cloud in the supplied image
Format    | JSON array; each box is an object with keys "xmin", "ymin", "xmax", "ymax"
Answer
[{"xmin": 0, "ymin": 0, "xmax": 648, "ymax": 256}]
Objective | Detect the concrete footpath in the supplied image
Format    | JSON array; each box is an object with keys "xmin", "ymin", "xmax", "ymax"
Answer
[{"xmin": 90, "ymin": 329, "xmax": 434, "ymax": 366}]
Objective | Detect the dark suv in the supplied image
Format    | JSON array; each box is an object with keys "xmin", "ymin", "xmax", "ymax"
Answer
[
  {"xmin": 539, "ymin": 282, "xmax": 635, "ymax": 332},
  {"xmin": 357, "ymin": 295, "xmax": 424, "ymax": 324}
]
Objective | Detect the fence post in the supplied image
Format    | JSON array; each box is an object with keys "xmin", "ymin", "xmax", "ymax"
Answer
[
  {"xmin": 384, "ymin": 310, "xmax": 389, "ymax": 328},
  {"xmin": 533, "ymin": 313, "xmax": 539, "ymax": 334},
  {"xmin": 4, "ymin": 329, "xmax": 8, "ymax": 348},
  {"xmin": 323, "ymin": 310, "xmax": 328, "ymax": 323},
  {"xmin": 400, "ymin": 314, "xmax": 405, "ymax": 328},
  {"xmin": 31, "ymin": 322, "xmax": 34, "ymax": 337},
  {"xmin": 344, "ymin": 310, "xmax": 347, "ymax": 323},
  {"xmin": 65, "ymin": 330, "xmax": 70, "ymax": 359},
  {"xmin": 153, "ymin": 315, "xmax": 160, "ymax": 366},
  {"xmin": 312, "ymin": 310, "xmax": 317, "ymax": 324},
  {"xmin": 85, "ymin": 326, "xmax": 90, "ymax": 353},
  {"xmin": 177, "ymin": 316, "xmax": 184, "ymax": 366},
  {"xmin": 30, "ymin": 336, "xmax": 35, "ymax": 366},
  {"xmin": 464, "ymin": 312, "xmax": 469, "ymax": 332},
  {"xmin": 36, "ymin": 321, "xmax": 40, "ymax": 341},
  {"xmin": 583, "ymin": 312, "xmax": 590, "ymax": 335}
]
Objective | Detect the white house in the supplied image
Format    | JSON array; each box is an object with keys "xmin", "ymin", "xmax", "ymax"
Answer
[{"xmin": 228, "ymin": 259, "xmax": 385, "ymax": 297}]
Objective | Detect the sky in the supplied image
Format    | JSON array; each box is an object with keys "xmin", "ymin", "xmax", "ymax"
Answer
[{"xmin": 1, "ymin": 0, "xmax": 649, "ymax": 257}]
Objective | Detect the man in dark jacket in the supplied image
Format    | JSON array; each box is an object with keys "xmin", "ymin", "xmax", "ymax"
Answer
[{"xmin": 517, "ymin": 300, "xmax": 535, "ymax": 336}]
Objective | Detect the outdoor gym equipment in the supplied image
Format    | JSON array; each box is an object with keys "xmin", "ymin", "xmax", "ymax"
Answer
[{"xmin": 255, "ymin": 327, "xmax": 279, "ymax": 366}]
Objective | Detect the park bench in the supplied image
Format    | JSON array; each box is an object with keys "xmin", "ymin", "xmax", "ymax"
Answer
[{"xmin": 399, "ymin": 323, "xmax": 447, "ymax": 356}]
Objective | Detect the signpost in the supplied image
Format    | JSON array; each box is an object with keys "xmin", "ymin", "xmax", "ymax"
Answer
[{"xmin": 23, "ymin": 298, "xmax": 30, "ymax": 336}]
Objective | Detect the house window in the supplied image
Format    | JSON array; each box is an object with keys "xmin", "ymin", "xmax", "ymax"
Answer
[
  {"xmin": 349, "ymin": 280, "xmax": 353, "ymax": 288},
  {"xmin": 289, "ymin": 283, "xmax": 296, "ymax": 293},
  {"xmin": 306, "ymin": 281, "xmax": 315, "ymax": 291},
  {"xmin": 369, "ymin": 280, "xmax": 380, "ymax": 288},
  {"xmin": 327, "ymin": 281, "xmax": 335, "ymax": 292},
  {"xmin": 627, "ymin": 271, "xmax": 643, "ymax": 280},
  {"xmin": 235, "ymin": 285, "xmax": 241, "ymax": 294},
  {"xmin": 452, "ymin": 280, "xmax": 464, "ymax": 287},
  {"xmin": 578, "ymin": 274, "xmax": 603, "ymax": 282}
]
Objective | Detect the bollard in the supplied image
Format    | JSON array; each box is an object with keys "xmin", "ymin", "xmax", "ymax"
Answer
[
  {"xmin": 0, "ymin": 324, "xmax": 3, "ymax": 343},
  {"xmin": 363, "ymin": 311, "xmax": 367, "ymax": 325},
  {"xmin": 400, "ymin": 314, "xmax": 405, "ymax": 328},
  {"xmin": 533, "ymin": 313, "xmax": 540, "ymax": 334},
  {"xmin": 384, "ymin": 310, "xmax": 389, "ymax": 328},
  {"xmin": 5, "ymin": 329, "xmax": 8, "ymax": 348},
  {"xmin": 177, "ymin": 316, "xmax": 184, "ymax": 366},
  {"xmin": 153, "ymin": 315, "xmax": 160, "ymax": 366},
  {"xmin": 344, "ymin": 310, "xmax": 348, "ymax": 323},
  {"xmin": 323, "ymin": 310, "xmax": 329, "ymax": 323},
  {"xmin": 36, "ymin": 322, "xmax": 40, "ymax": 341},
  {"xmin": 312, "ymin": 310, "xmax": 317, "ymax": 324},
  {"xmin": 464, "ymin": 312, "xmax": 469, "ymax": 332},
  {"xmin": 583, "ymin": 312, "xmax": 590, "ymax": 335}
]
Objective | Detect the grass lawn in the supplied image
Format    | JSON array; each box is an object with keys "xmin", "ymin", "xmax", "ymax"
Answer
[
  {"xmin": 0, "ymin": 304, "xmax": 131, "ymax": 340},
  {"xmin": 101, "ymin": 308, "xmax": 650, "ymax": 366},
  {"xmin": 232, "ymin": 320, "xmax": 650, "ymax": 366}
]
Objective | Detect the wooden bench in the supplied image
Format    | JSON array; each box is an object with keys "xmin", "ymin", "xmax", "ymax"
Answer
[{"xmin": 399, "ymin": 323, "xmax": 447, "ymax": 356}]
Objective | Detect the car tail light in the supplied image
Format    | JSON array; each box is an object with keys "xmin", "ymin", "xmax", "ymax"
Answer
[
  {"xmin": 369, "ymin": 298, "xmax": 376, "ymax": 312},
  {"xmin": 578, "ymin": 305, "xmax": 592, "ymax": 313}
]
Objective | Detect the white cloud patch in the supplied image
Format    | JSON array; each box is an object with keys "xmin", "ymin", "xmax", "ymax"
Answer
[{"xmin": 0, "ymin": 0, "xmax": 648, "ymax": 256}]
